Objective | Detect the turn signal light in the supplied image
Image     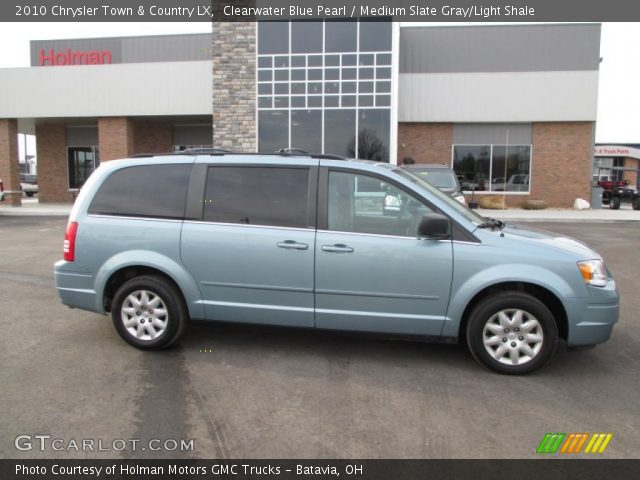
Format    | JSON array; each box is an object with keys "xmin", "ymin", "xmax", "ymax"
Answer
[{"xmin": 577, "ymin": 260, "xmax": 607, "ymax": 287}]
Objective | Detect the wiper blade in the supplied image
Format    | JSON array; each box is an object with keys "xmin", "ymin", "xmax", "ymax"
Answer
[{"xmin": 477, "ymin": 217, "xmax": 505, "ymax": 230}]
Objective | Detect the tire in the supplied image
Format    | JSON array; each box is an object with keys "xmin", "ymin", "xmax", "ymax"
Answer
[
  {"xmin": 111, "ymin": 275, "xmax": 188, "ymax": 350},
  {"xmin": 466, "ymin": 292, "xmax": 558, "ymax": 375},
  {"xmin": 25, "ymin": 192, "xmax": 34, "ymax": 197},
  {"xmin": 633, "ymin": 198, "xmax": 640, "ymax": 211},
  {"xmin": 610, "ymin": 196, "xmax": 621, "ymax": 210}
]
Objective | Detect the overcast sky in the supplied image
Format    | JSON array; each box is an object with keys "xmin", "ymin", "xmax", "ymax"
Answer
[{"xmin": 0, "ymin": 21, "xmax": 638, "ymax": 159}]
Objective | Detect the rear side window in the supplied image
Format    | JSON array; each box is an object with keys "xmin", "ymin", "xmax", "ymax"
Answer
[
  {"xmin": 88, "ymin": 164, "xmax": 192, "ymax": 219},
  {"xmin": 203, "ymin": 167, "xmax": 310, "ymax": 228}
]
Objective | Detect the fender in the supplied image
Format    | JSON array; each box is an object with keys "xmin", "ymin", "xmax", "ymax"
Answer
[
  {"xmin": 93, "ymin": 250, "xmax": 205, "ymax": 319},
  {"xmin": 441, "ymin": 263, "xmax": 582, "ymax": 338}
]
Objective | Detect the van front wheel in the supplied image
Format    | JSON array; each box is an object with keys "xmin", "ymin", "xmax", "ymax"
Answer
[
  {"xmin": 111, "ymin": 275, "xmax": 187, "ymax": 349},
  {"xmin": 466, "ymin": 292, "xmax": 558, "ymax": 374}
]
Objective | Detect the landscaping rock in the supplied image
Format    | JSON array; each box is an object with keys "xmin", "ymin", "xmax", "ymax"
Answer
[{"xmin": 478, "ymin": 196, "xmax": 506, "ymax": 209}]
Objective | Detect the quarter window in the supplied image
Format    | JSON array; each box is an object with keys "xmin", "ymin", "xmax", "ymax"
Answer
[
  {"xmin": 327, "ymin": 171, "xmax": 432, "ymax": 237},
  {"xmin": 203, "ymin": 167, "xmax": 310, "ymax": 228},
  {"xmin": 88, "ymin": 164, "xmax": 191, "ymax": 219}
]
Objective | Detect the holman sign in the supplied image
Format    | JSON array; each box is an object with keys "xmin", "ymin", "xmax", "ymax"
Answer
[{"xmin": 39, "ymin": 48, "xmax": 113, "ymax": 66}]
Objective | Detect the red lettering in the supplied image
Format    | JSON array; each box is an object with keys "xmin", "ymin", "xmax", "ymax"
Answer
[
  {"xmin": 38, "ymin": 49, "xmax": 113, "ymax": 66},
  {"xmin": 39, "ymin": 49, "xmax": 55, "ymax": 66},
  {"xmin": 71, "ymin": 51, "xmax": 88, "ymax": 65}
]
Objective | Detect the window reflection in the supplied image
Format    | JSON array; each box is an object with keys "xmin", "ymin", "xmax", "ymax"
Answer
[
  {"xmin": 257, "ymin": 21, "xmax": 392, "ymax": 161},
  {"xmin": 291, "ymin": 110, "xmax": 322, "ymax": 153},
  {"xmin": 452, "ymin": 145, "xmax": 532, "ymax": 193}
]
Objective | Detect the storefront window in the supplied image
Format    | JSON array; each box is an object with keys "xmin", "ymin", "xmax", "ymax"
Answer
[
  {"xmin": 257, "ymin": 22, "xmax": 289, "ymax": 55},
  {"xmin": 67, "ymin": 147, "xmax": 99, "ymax": 189},
  {"xmin": 453, "ymin": 145, "xmax": 531, "ymax": 193},
  {"xmin": 324, "ymin": 110, "xmax": 356, "ymax": 157},
  {"xmin": 354, "ymin": 109, "xmax": 390, "ymax": 162},
  {"xmin": 258, "ymin": 110, "xmax": 289, "ymax": 153},
  {"xmin": 453, "ymin": 146, "xmax": 491, "ymax": 191},
  {"xmin": 492, "ymin": 146, "xmax": 531, "ymax": 192},
  {"xmin": 291, "ymin": 110, "xmax": 322, "ymax": 153},
  {"xmin": 291, "ymin": 22, "xmax": 323, "ymax": 53},
  {"xmin": 593, "ymin": 157, "xmax": 624, "ymax": 182},
  {"xmin": 257, "ymin": 20, "xmax": 393, "ymax": 160}
]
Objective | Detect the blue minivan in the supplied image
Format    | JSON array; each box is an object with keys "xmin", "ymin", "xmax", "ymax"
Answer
[{"xmin": 55, "ymin": 153, "xmax": 619, "ymax": 374}]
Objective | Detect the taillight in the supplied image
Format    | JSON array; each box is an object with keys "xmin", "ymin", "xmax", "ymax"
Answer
[{"xmin": 63, "ymin": 221, "xmax": 78, "ymax": 262}]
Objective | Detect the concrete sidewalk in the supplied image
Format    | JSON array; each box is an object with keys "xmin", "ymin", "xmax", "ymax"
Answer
[
  {"xmin": 0, "ymin": 198, "xmax": 71, "ymax": 216},
  {"xmin": 476, "ymin": 207, "xmax": 640, "ymax": 222},
  {"xmin": 1, "ymin": 198, "xmax": 639, "ymax": 222}
]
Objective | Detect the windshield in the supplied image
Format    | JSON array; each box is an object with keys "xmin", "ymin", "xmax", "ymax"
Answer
[
  {"xmin": 408, "ymin": 168, "xmax": 457, "ymax": 189},
  {"xmin": 391, "ymin": 167, "xmax": 485, "ymax": 225}
]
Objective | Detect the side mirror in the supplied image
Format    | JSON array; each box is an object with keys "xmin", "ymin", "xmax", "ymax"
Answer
[{"xmin": 418, "ymin": 213, "xmax": 451, "ymax": 240}]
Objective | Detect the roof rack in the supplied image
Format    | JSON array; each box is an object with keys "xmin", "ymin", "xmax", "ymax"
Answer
[
  {"xmin": 131, "ymin": 150, "xmax": 349, "ymax": 161},
  {"xmin": 275, "ymin": 148, "xmax": 309, "ymax": 155},
  {"xmin": 182, "ymin": 147, "xmax": 233, "ymax": 154}
]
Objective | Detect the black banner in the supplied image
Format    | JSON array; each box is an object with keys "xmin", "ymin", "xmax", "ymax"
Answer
[{"xmin": 3, "ymin": 459, "xmax": 640, "ymax": 480}]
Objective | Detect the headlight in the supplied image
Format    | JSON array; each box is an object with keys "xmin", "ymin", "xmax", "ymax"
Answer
[
  {"xmin": 577, "ymin": 260, "xmax": 607, "ymax": 287},
  {"xmin": 454, "ymin": 194, "xmax": 466, "ymax": 205}
]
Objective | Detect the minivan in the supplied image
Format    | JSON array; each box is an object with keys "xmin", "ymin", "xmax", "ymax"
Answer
[{"xmin": 55, "ymin": 153, "xmax": 619, "ymax": 374}]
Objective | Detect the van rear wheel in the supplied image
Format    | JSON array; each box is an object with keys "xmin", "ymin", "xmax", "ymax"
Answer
[
  {"xmin": 111, "ymin": 275, "xmax": 187, "ymax": 349},
  {"xmin": 466, "ymin": 292, "xmax": 558, "ymax": 374}
]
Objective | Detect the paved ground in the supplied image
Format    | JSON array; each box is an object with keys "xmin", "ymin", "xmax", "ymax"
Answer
[{"xmin": 1, "ymin": 217, "xmax": 638, "ymax": 459}]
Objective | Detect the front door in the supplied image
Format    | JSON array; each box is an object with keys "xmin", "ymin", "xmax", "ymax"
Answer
[{"xmin": 315, "ymin": 168, "xmax": 453, "ymax": 336}]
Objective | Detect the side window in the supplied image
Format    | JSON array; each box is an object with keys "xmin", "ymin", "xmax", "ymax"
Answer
[
  {"xmin": 88, "ymin": 164, "xmax": 191, "ymax": 219},
  {"xmin": 328, "ymin": 171, "xmax": 432, "ymax": 237},
  {"xmin": 203, "ymin": 167, "xmax": 310, "ymax": 228}
]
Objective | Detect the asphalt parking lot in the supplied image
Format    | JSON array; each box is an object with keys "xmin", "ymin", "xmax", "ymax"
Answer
[{"xmin": 1, "ymin": 216, "xmax": 638, "ymax": 459}]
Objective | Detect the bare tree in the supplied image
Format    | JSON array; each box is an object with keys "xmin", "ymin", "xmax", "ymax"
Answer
[{"xmin": 348, "ymin": 129, "xmax": 388, "ymax": 161}]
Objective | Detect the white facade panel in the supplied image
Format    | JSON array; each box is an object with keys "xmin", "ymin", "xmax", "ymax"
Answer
[
  {"xmin": 0, "ymin": 61, "xmax": 212, "ymax": 118},
  {"xmin": 398, "ymin": 71, "xmax": 598, "ymax": 123}
]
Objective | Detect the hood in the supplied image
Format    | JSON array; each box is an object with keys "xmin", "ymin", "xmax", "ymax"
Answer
[{"xmin": 500, "ymin": 223, "xmax": 600, "ymax": 260}]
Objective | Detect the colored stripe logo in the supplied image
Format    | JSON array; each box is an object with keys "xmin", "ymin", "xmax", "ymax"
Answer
[{"xmin": 537, "ymin": 433, "xmax": 613, "ymax": 454}]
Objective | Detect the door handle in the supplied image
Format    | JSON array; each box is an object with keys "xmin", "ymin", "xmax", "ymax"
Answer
[
  {"xmin": 321, "ymin": 244, "xmax": 354, "ymax": 253},
  {"xmin": 277, "ymin": 240, "xmax": 309, "ymax": 250}
]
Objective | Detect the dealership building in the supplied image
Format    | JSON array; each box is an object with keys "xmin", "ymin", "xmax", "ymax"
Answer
[{"xmin": 0, "ymin": 22, "xmax": 601, "ymax": 207}]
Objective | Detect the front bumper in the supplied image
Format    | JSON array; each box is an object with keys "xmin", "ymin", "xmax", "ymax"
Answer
[{"xmin": 566, "ymin": 279, "xmax": 619, "ymax": 347}]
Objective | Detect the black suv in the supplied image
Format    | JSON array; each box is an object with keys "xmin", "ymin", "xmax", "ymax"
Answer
[{"xmin": 403, "ymin": 164, "xmax": 466, "ymax": 205}]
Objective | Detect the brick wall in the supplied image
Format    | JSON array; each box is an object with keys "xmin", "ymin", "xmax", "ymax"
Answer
[
  {"xmin": 530, "ymin": 122, "xmax": 594, "ymax": 208},
  {"xmin": 98, "ymin": 117, "xmax": 134, "ymax": 161},
  {"xmin": 212, "ymin": 22, "xmax": 256, "ymax": 151},
  {"xmin": 36, "ymin": 123, "xmax": 73, "ymax": 203},
  {"xmin": 623, "ymin": 157, "xmax": 638, "ymax": 188},
  {"xmin": 37, "ymin": 119, "xmax": 175, "ymax": 203},
  {"xmin": 397, "ymin": 123, "xmax": 453, "ymax": 165},
  {"xmin": 0, "ymin": 119, "xmax": 21, "ymax": 206},
  {"xmin": 399, "ymin": 121, "xmax": 594, "ymax": 208},
  {"xmin": 133, "ymin": 122, "xmax": 172, "ymax": 155}
]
